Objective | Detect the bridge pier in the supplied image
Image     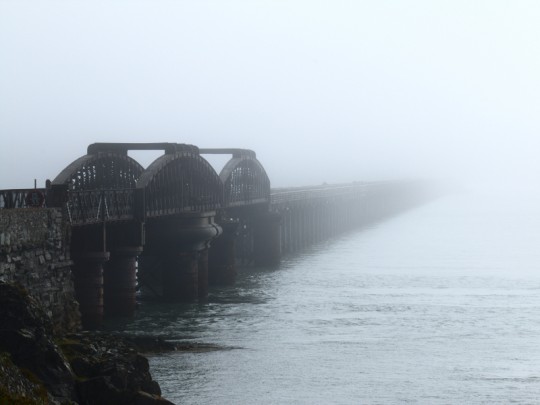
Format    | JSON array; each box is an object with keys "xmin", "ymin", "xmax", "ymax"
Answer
[
  {"xmin": 103, "ymin": 246, "xmax": 142, "ymax": 317},
  {"xmin": 161, "ymin": 251, "xmax": 199, "ymax": 301},
  {"xmin": 209, "ymin": 221, "xmax": 239, "ymax": 285},
  {"xmin": 71, "ymin": 251, "xmax": 109, "ymax": 329},
  {"xmin": 198, "ymin": 249, "xmax": 209, "ymax": 299},
  {"xmin": 142, "ymin": 213, "xmax": 221, "ymax": 302}
]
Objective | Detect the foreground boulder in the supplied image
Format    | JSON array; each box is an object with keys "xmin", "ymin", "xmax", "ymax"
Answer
[
  {"xmin": 59, "ymin": 333, "xmax": 170, "ymax": 405},
  {"xmin": 0, "ymin": 282, "xmax": 75, "ymax": 402},
  {"xmin": 0, "ymin": 351, "xmax": 51, "ymax": 404},
  {"xmin": 0, "ymin": 282, "xmax": 173, "ymax": 404}
]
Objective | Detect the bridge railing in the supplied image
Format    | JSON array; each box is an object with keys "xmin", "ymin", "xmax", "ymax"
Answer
[
  {"xmin": 66, "ymin": 188, "xmax": 140, "ymax": 225},
  {"xmin": 270, "ymin": 183, "xmax": 369, "ymax": 204},
  {"xmin": 0, "ymin": 188, "xmax": 47, "ymax": 209},
  {"xmin": 144, "ymin": 193, "xmax": 222, "ymax": 218}
]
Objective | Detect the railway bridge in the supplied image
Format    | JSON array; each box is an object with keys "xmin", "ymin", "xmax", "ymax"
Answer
[{"xmin": 0, "ymin": 143, "xmax": 430, "ymax": 328}]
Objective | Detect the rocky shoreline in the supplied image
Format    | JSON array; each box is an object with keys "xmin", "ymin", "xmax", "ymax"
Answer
[{"xmin": 0, "ymin": 281, "xmax": 175, "ymax": 404}]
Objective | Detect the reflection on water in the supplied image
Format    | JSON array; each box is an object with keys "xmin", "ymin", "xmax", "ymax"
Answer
[{"xmin": 107, "ymin": 190, "xmax": 540, "ymax": 404}]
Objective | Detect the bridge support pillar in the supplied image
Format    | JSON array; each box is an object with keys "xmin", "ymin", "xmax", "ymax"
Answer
[
  {"xmin": 209, "ymin": 221, "xmax": 239, "ymax": 285},
  {"xmin": 162, "ymin": 251, "xmax": 200, "ymax": 301},
  {"xmin": 103, "ymin": 246, "xmax": 142, "ymax": 317},
  {"xmin": 72, "ymin": 251, "xmax": 110, "ymax": 329},
  {"xmin": 198, "ymin": 249, "xmax": 209, "ymax": 299},
  {"xmin": 253, "ymin": 212, "xmax": 281, "ymax": 267},
  {"xmin": 143, "ymin": 212, "xmax": 221, "ymax": 302},
  {"xmin": 136, "ymin": 255, "xmax": 162, "ymax": 300}
]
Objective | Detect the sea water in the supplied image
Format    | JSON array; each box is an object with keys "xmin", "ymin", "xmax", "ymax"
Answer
[{"xmin": 110, "ymin": 188, "xmax": 540, "ymax": 404}]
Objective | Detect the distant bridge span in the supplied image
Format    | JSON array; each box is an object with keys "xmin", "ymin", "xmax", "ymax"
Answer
[{"xmin": 0, "ymin": 142, "xmax": 432, "ymax": 328}]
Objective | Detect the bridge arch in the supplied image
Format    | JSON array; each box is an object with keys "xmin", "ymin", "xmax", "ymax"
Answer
[
  {"xmin": 52, "ymin": 151, "xmax": 144, "ymax": 190},
  {"xmin": 201, "ymin": 149, "xmax": 270, "ymax": 207},
  {"xmin": 137, "ymin": 147, "xmax": 223, "ymax": 217}
]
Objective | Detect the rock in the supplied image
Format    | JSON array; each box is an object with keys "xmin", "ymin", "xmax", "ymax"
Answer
[
  {"xmin": 76, "ymin": 375, "xmax": 130, "ymax": 405},
  {"xmin": 0, "ymin": 351, "xmax": 51, "ymax": 404},
  {"xmin": 0, "ymin": 282, "xmax": 76, "ymax": 402},
  {"xmin": 123, "ymin": 335, "xmax": 177, "ymax": 353},
  {"xmin": 59, "ymin": 332, "xmax": 167, "ymax": 404},
  {"xmin": 134, "ymin": 390, "xmax": 175, "ymax": 405},
  {"xmin": 0, "ymin": 281, "xmax": 175, "ymax": 404}
]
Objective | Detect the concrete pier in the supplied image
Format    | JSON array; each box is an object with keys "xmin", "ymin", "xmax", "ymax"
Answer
[
  {"xmin": 103, "ymin": 246, "xmax": 142, "ymax": 317},
  {"xmin": 72, "ymin": 251, "xmax": 109, "ymax": 329},
  {"xmin": 198, "ymin": 249, "xmax": 209, "ymax": 299},
  {"xmin": 209, "ymin": 221, "xmax": 239, "ymax": 285},
  {"xmin": 142, "ymin": 212, "xmax": 221, "ymax": 301},
  {"xmin": 161, "ymin": 251, "xmax": 199, "ymax": 301}
]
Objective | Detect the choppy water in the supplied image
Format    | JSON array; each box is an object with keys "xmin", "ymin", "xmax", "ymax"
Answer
[{"xmin": 109, "ymin": 189, "xmax": 540, "ymax": 404}]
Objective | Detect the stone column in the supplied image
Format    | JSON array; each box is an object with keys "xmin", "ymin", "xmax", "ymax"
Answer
[
  {"xmin": 198, "ymin": 249, "xmax": 209, "ymax": 300},
  {"xmin": 209, "ymin": 221, "xmax": 239, "ymax": 285},
  {"xmin": 103, "ymin": 246, "xmax": 142, "ymax": 317},
  {"xmin": 136, "ymin": 255, "xmax": 163, "ymax": 299},
  {"xmin": 71, "ymin": 251, "xmax": 110, "ymax": 329},
  {"xmin": 143, "ymin": 212, "xmax": 222, "ymax": 302},
  {"xmin": 162, "ymin": 251, "xmax": 199, "ymax": 301}
]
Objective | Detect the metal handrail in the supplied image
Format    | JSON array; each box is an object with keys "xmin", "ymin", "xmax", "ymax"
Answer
[
  {"xmin": 270, "ymin": 183, "xmax": 369, "ymax": 204},
  {"xmin": 0, "ymin": 188, "xmax": 47, "ymax": 209},
  {"xmin": 66, "ymin": 189, "xmax": 137, "ymax": 225}
]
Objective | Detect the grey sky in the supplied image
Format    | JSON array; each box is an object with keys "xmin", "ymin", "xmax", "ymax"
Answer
[{"xmin": 1, "ymin": 1, "xmax": 539, "ymax": 189}]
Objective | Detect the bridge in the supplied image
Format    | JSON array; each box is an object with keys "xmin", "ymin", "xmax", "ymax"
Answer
[{"xmin": 0, "ymin": 142, "xmax": 431, "ymax": 329}]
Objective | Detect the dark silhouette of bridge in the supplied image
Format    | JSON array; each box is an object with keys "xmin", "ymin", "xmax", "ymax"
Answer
[{"xmin": 0, "ymin": 143, "xmax": 431, "ymax": 328}]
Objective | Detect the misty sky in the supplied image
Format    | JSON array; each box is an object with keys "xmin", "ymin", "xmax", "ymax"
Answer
[{"xmin": 1, "ymin": 1, "xmax": 539, "ymax": 189}]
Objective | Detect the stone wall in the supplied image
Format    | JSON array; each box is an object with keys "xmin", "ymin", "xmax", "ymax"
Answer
[{"xmin": 0, "ymin": 208, "xmax": 80, "ymax": 334}]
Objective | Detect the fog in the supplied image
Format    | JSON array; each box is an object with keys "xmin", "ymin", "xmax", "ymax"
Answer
[{"xmin": 1, "ymin": 1, "xmax": 539, "ymax": 191}]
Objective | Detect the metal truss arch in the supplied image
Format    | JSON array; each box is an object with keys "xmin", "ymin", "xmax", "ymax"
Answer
[
  {"xmin": 137, "ymin": 151, "xmax": 223, "ymax": 217},
  {"xmin": 52, "ymin": 152, "xmax": 144, "ymax": 190},
  {"xmin": 220, "ymin": 155, "xmax": 270, "ymax": 207}
]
